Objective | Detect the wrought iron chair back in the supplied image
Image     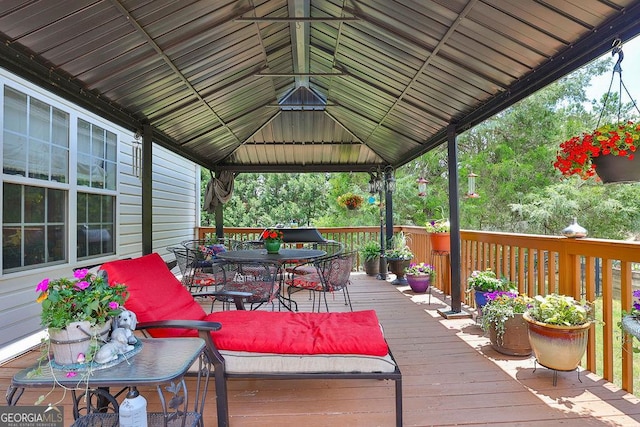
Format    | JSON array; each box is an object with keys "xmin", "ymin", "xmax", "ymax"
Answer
[{"xmin": 286, "ymin": 252, "xmax": 355, "ymax": 312}]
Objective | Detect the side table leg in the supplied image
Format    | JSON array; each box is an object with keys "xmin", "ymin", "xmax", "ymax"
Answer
[{"xmin": 6, "ymin": 385, "xmax": 24, "ymax": 406}]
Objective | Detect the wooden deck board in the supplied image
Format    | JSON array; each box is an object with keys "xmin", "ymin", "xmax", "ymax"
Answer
[{"xmin": 3, "ymin": 272, "xmax": 640, "ymax": 425}]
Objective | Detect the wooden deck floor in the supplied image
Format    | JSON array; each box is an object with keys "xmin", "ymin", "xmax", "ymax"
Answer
[{"xmin": 3, "ymin": 273, "xmax": 640, "ymax": 426}]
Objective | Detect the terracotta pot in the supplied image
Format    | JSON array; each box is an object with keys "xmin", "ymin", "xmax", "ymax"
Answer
[
  {"xmin": 488, "ymin": 313, "xmax": 532, "ymax": 356},
  {"xmin": 593, "ymin": 154, "xmax": 640, "ymax": 183},
  {"xmin": 429, "ymin": 233, "xmax": 450, "ymax": 252},
  {"xmin": 406, "ymin": 274, "xmax": 431, "ymax": 293},
  {"xmin": 48, "ymin": 320, "xmax": 111, "ymax": 366},
  {"xmin": 523, "ymin": 312, "xmax": 590, "ymax": 371},
  {"xmin": 387, "ymin": 258, "xmax": 411, "ymax": 286},
  {"xmin": 363, "ymin": 257, "xmax": 379, "ymax": 276}
]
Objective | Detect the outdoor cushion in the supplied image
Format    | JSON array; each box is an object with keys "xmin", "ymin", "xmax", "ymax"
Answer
[
  {"xmin": 100, "ymin": 253, "xmax": 207, "ymax": 337},
  {"xmin": 208, "ymin": 309, "xmax": 388, "ymax": 356},
  {"xmin": 100, "ymin": 253, "xmax": 387, "ymax": 356}
]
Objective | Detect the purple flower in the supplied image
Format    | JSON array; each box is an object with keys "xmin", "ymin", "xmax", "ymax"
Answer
[
  {"xmin": 36, "ymin": 278, "xmax": 49, "ymax": 292},
  {"xmin": 108, "ymin": 301, "xmax": 119, "ymax": 310},
  {"xmin": 73, "ymin": 269, "xmax": 89, "ymax": 279},
  {"xmin": 66, "ymin": 372, "xmax": 77, "ymax": 378},
  {"xmin": 75, "ymin": 281, "xmax": 90, "ymax": 290}
]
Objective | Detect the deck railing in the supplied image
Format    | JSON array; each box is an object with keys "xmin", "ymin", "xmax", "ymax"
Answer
[{"xmin": 196, "ymin": 225, "xmax": 640, "ymax": 394}]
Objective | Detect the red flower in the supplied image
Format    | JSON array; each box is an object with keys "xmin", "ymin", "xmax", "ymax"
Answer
[
  {"xmin": 262, "ymin": 228, "xmax": 284, "ymax": 241},
  {"xmin": 554, "ymin": 121, "xmax": 640, "ymax": 179}
]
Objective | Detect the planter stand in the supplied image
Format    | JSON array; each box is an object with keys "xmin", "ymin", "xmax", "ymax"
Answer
[{"xmin": 533, "ymin": 360, "xmax": 582, "ymax": 387}]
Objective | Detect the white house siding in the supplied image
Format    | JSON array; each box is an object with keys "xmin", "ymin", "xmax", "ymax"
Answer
[{"xmin": 0, "ymin": 68, "xmax": 199, "ymax": 357}]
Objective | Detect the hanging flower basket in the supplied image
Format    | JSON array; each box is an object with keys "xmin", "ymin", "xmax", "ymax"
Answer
[
  {"xmin": 337, "ymin": 192, "xmax": 364, "ymax": 210},
  {"xmin": 554, "ymin": 121, "xmax": 640, "ymax": 182}
]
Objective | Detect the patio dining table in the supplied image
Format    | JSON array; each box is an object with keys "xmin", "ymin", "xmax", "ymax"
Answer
[{"xmin": 216, "ymin": 248, "xmax": 326, "ymax": 310}]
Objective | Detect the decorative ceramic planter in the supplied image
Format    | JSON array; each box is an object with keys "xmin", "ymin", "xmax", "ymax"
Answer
[
  {"xmin": 429, "ymin": 232, "xmax": 450, "ymax": 253},
  {"xmin": 406, "ymin": 274, "xmax": 431, "ymax": 293},
  {"xmin": 593, "ymin": 154, "xmax": 640, "ymax": 183},
  {"xmin": 48, "ymin": 320, "xmax": 111, "ymax": 366},
  {"xmin": 474, "ymin": 290, "xmax": 489, "ymax": 312},
  {"xmin": 488, "ymin": 313, "xmax": 532, "ymax": 356},
  {"xmin": 264, "ymin": 240, "xmax": 281, "ymax": 254},
  {"xmin": 621, "ymin": 315, "xmax": 640, "ymax": 340},
  {"xmin": 363, "ymin": 257, "xmax": 380, "ymax": 276},
  {"xmin": 523, "ymin": 312, "xmax": 591, "ymax": 371},
  {"xmin": 387, "ymin": 258, "xmax": 411, "ymax": 286}
]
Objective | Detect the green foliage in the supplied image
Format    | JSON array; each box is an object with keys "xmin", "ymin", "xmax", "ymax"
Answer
[
  {"xmin": 359, "ymin": 240, "xmax": 381, "ymax": 262},
  {"xmin": 466, "ymin": 269, "xmax": 515, "ymax": 293},
  {"xmin": 526, "ymin": 294, "xmax": 591, "ymax": 326}
]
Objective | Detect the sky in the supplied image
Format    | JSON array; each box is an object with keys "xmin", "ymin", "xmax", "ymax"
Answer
[{"xmin": 585, "ymin": 36, "xmax": 640, "ymax": 103}]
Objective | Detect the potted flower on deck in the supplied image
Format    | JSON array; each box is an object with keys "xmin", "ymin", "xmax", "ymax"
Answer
[
  {"xmin": 554, "ymin": 120, "xmax": 640, "ymax": 183},
  {"xmin": 35, "ymin": 269, "xmax": 128, "ymax": 366},
  {"xmin": 481, "ymin": 291, "xmax": 532, "ymax": 356},
  {"xmin": 385, "ymin": 232, "xmax": 413, "ymax": 286},
  {"xmin": 523, "ymin": 293, "xmax": 593, "ymax": 371},
  {"xmin": 466, "ymin": 269, "xmax": 515, "ymax": 313},
  {"xmin": 404, "ymin": 262, "xmax": 435, "ymax": 293},
  {"xmin": 359, "ymin": 240, "xmax": 381, "ymax": 276},
  {"xmin": 425, "ymin": 218, "xmax": 450, "ymax": 253}
]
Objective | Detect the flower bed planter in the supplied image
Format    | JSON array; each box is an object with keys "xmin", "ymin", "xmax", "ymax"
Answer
[
  {"xmin": 488, "ymin": 314, "xmax": 531, "ymax": 356},
  {"xmin": 387, "ymin": 258, "xmax": 411, "ymax": 286},
  {"xmin": 524, "ymin": 312, "xmax": 591, "ymax": 371},
  {"xmin": 406, "ymin": 274, "xmax": 431, "ymax": 293}
]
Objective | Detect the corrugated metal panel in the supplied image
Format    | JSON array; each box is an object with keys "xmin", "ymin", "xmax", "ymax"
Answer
[{"xmin": 0, "ymin": 0, "xmax": 638, "ymax": 172}]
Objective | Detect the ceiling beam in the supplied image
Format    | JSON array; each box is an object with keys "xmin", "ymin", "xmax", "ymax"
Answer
[{"xmin": 235, "ymin": 17, "xmax": 358, "ymax": 22}]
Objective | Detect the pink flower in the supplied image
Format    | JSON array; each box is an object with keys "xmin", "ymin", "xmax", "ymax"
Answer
[
  {"xmin": 36, "ymin": 278, "xmax": 49, "ymax": 292},
  {"xmin": 73, "ymin": 269, "xmax": 89, "ymax": 279},
  {"xmin": 108, "ymin": 301, "xmax": 119, "ymax": 310},
  {"xmin": 66, "ymin": 372, "xmax": 77, "ymax": 378},
  {"xmin": 75, "ymin": 281, "xmax": 90, "ymax": 290}
]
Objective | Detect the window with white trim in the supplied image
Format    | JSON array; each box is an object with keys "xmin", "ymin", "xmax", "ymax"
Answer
[{"xmin": 2, "ymin": 84, "xmax": 118, "ymax": 272}]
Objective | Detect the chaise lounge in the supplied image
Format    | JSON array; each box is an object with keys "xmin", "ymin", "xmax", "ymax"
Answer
[{"xmin": 99, "ymin": 253, "xmax": 402, "ymax": 427}]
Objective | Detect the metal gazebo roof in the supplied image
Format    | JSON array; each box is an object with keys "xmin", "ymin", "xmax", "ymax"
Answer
[{"xmin": 1, "ymin": 0, "xmax": 639, "ymax": 173}]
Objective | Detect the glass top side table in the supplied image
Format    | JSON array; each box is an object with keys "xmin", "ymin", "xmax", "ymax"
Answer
[{"xmin": 8, "ymin": 337, "xmax": 209, "ymax": 426}]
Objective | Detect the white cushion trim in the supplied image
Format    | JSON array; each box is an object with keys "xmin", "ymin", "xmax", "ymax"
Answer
[{"xmin": 221, "ymin": 350, "xmax": 397, "ymax": 374}]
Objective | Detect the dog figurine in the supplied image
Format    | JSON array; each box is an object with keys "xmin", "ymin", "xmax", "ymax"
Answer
[
  {"xmin": 94, "ymin": 328, "xmax": 134, "ymax": 364},
  {"xmin": 112, "ymin": 309, "xmax": 137, "ymax": 345}
]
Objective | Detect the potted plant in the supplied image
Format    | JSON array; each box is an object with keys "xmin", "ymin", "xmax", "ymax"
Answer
[
  {"xmin": 553, "ymin": 120, "xmax": 640, "ymax": 183},
  {"xmin": 620, "ymin": 289, "xmax": 640, "ymax": 347},
  {"xmin": 385, "ymin": 232, "xmax": 413, "ymax": 286},
  {"xmin": 523, "ymin": 293, "xmax": 593, "ymax": 371},
  {"xmin": 425, "ymin": 218, "xmax": 450, "ymax": 252},
  {"xmin": 261, "ymin": 228, "xmax": 285, "ymax": 254},
  {"xmin": 337, "ymin": 192, "xmax": 364, "ymax": 210},
  {"xmin": 466, "ymin": 269, "xmax": 515, "ymax": 312},
  {"xmin": 35, "ymin": 269, "xmax": 128, "ymax": 366},
  {"xmin": 404, "ymin": 262, "xmax": 435, "ymax": 293},
  {"xmin": 359, "ymin": 240, "xmax": 381, "ymax": 276},
  {"xmin": 480, "ymin": 291, "xmax": 532, "ymax": 356}
]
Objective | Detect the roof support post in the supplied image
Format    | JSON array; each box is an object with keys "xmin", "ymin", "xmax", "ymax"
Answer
[
  {"xmin": 447, "ymin": 124, "xmax": 462, "ymax": 313},
  {"xmin": 385, "ymin": 168, "xmax": 394, "ymax": 250},
  {"xmin": 215, "ymin": 171, "xmax": 224, "ymax": 239},
  {"xmin": 142, "ymin": 124, "xmax": 153, "ymax": 255}
]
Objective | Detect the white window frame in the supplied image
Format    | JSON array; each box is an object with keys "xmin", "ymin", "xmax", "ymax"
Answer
[{"xmin": 0, "ymin": 70, "xmax": 124, "ymax": 276}]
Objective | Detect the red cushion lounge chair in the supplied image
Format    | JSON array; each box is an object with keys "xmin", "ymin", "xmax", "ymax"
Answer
[{"xmin": 99, "ymin": 253, "xmax": 402, "ymax": 427}]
